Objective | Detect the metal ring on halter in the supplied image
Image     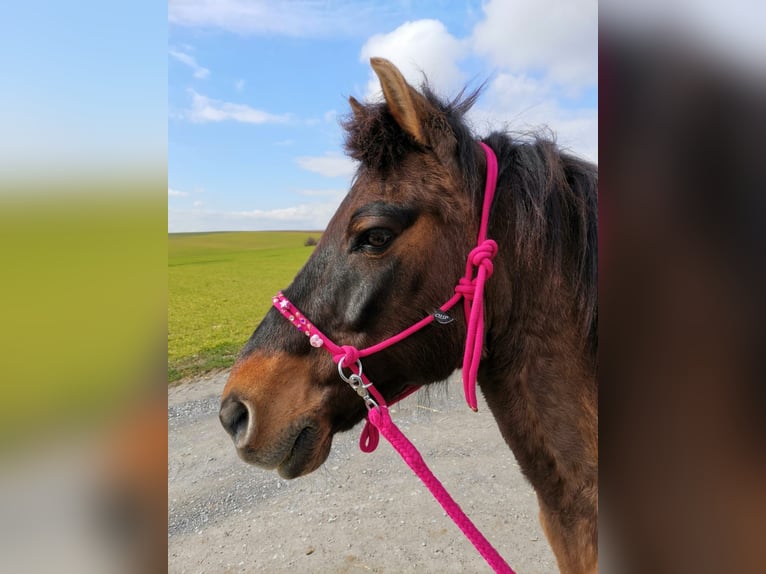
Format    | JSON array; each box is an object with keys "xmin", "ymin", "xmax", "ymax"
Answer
[{"xmin": 337, "ymin": 356, "xmax": 363, "ymax": 383}]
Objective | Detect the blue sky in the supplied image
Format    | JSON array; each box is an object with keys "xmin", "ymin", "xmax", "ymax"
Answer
[{"xmin": 168, "ymin": 0, "xmax": 597, "ymax": 232}]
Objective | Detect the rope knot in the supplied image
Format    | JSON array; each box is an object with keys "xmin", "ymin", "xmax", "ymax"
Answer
[
  {"xmin": 468, "ymin": 240, "xmax": 498, "ymax": 277},
  {"xmin": 334, "ymin": 345, "xmax": 361, "ymax": 367},
  {"xmin": 455, "ymin": 277, "xmax": 476, "ymax": 300}
]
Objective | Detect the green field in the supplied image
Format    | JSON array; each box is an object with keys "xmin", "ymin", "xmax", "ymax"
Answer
[{"xmin": 168, "ymin": 231, "xmax": 320, "ymax": 383}]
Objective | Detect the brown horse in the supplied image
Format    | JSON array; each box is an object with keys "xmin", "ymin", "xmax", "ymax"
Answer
[{"xmin": 220, "ymin": 58, "xmax": 598, "ymax": 573}]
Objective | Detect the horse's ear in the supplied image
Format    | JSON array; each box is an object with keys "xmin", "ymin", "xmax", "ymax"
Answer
[
  {"xmin": 348, "ymin": 95, "xmax": 364, "ymax": 118},
  {"xmin": 370, "ymin": 57, "xmax": 428, "ymax": 146}
]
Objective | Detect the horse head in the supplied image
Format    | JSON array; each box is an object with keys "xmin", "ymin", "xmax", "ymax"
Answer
[{"xmin": 219, "ymin": 58, "xmax": 486, "ymax": 478}]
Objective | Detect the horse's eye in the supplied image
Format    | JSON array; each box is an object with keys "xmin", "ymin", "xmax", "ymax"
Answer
[{"xmin": 364, "ymin": 228, "xmax": 393, "ymax": 250}]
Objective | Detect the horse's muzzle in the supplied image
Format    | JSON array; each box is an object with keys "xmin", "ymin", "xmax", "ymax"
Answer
[
  {"xmin": 219, "ymin": 352, "xmax": 338, "ymax": 477},
  {"xmin": 219, "ymin": 391, "xmax": 332, "ymax": 478}
]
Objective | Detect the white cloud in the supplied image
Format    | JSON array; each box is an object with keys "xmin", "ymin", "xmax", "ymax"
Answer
[
  {"xmin": 484, "ymin": 73, "xmax": 552, "ymax": 113},
  {"xmin": 193, "ymin": 200, "xmax": 204, "ymax": 207},
  {"xmin": 472, "ymin": 0, "xmax": 597, "ymax": 90},
  {"xmin": 232, "ymin": 205, "xmax": 329, "ymax": 222},
  {"xmin": 360, "ymin": 19, "xmax": 466, "ymax": 99},
  {"xmin": 169, "ymin": 48, "xmax": 210, "ymax": 79},
  {"xmin": 168, "ymin": 187, "xmax": 188, "ymax": 197},
  {"xmin": 296, "ymin": 152, "xmax": 357, "ymax": 178},
  {"xmin": 168, "ymin": 199, "xmax": 344, "ymax": 232},
  {"xmin": 186, "ymin": 89, "xmax": 292, "ymax": 124},
  {"xmin": 234, "ymin": 78, "xmax": 245, "ymax": 91}
]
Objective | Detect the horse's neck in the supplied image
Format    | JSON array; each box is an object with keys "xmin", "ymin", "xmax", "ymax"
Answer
[{"xmin": 479, "ymin": 229, "xmax": 597, "ymax": 460}]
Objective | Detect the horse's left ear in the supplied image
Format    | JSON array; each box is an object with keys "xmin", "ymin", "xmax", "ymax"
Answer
[
  {"xmin": 370, "ymin": 57, "xmax": 430, "ymax": 147},
  {"xmin": 348, "ymin": 95, "xmax": 364, "ymax": 118}
]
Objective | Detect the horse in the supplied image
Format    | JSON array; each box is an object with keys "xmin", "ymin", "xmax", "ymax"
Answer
[{"xmin": 220, "ymin": 58, "xmax": 598, "ymax": 574}]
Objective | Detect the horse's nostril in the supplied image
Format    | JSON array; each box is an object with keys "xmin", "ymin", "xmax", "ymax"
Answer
[{"xmin": 219, "ymin": 396, "xmax": 251, "ymax": 444}]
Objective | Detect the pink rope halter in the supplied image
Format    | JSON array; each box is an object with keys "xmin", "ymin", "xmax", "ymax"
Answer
[{"xmin": 271, "ymin": 142, "xmax": 513, "ymax": 573}]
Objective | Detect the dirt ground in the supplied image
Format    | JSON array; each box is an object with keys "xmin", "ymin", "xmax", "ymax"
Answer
[{"xmin": 168, "ymin": 370, "xmax": 557, "ymax": 573}]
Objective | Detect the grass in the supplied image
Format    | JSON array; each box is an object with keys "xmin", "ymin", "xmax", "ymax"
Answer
[{"xmin": 168, "ymin": 231, "xmax": 320, "ymax": 383}]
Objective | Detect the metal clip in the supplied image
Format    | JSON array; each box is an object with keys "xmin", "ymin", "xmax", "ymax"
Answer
[
  {"xmin": 348, "ymin": 374, "xmax": 369, "ymax": 397},
  {"xmin": 337, "ymin": 357, "xmax": 379, "ymax": 411}
]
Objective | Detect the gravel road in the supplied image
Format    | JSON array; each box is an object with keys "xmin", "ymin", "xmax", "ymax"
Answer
[{"xmin": 168, "ymin": 370, "xmax": 557, "ymax": 573}]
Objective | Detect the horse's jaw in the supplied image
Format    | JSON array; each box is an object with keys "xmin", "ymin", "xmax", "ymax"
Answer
[{"xmin": 233, "ymin": 416, "xmax": 332, "ymax": 479}]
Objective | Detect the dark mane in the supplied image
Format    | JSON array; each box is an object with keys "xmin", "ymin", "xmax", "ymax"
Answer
[
  {"xmin": 487, "ymin": 133, "xmax": 598, "ymax": 361},
  {"xmin": 342, "ymin": 83, "xmax": 598, "ymax": 361}
]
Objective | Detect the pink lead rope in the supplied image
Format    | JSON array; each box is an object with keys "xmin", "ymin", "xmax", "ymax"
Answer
[{"xmin": 271, "ymin": 142, "xmax": 513, "ymax": 573}]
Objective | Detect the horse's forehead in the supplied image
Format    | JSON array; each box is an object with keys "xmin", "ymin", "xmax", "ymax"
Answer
[
  {"xmin": 350, "ymin": 157, "xmax": 446, "ymax": 202},
  {"xmin": 351, "ymin": 175, "xmax": 402, "ymax": 201}
]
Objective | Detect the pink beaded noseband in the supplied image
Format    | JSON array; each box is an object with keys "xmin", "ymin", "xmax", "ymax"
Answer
[{"xmin": 271, "ymin": 142, "xmax": 514, "ymax": 573}]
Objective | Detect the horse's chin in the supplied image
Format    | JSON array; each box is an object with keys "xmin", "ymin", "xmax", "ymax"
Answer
[
  {"xmin": 276, "ymin": 425, "xmax": 332, "ymax": 479},
  {"xmin": 235, "ymin": 419, "xmax": 332, "ymax": 479}
]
